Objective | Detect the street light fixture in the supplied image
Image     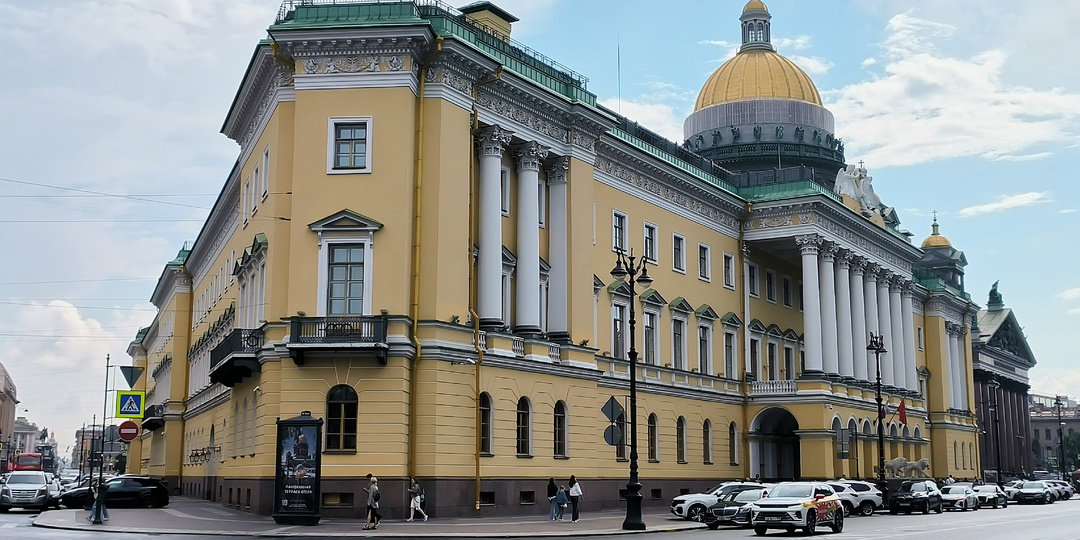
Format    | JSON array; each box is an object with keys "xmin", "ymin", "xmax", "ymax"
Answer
[
  {"xmin": 611, "ymin": 248, "xmax": 651, "ymax": 531},
  {"xmin": 988, "ymin": 376, "xmax": 1002, "ymax": 486},
  {"xmin": 867, "ymin": 332, "xmax": 888, "ymax": 487},
  {"xmin": 1055, "ymin": 396, "xmax": 1067, "ymax": 480}
]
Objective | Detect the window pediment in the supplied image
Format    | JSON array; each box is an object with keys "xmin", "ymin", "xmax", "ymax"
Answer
[
  {"xmin": 308, "ymin": 209, "xmax": 384, "ymax": 234},
  {"xmin": 695, "ymin": 303, "xmax": 718, "ymax": 320},
  {"xmin": 747, "ymin": 319, "xmax": 767, "ymax": 333},
  {"xmin": 766, "ymin": 324, "xmax": 783, "ymax": 337},
  {"xmin": 720, "ymin": 312, "xmax": 742, "ymax": 327},
  {"xmin": 669, "ymin": 296, "xmax": 693, "ymax": 313},
  {"xmin": 639, "ymin": 288, "xmax": 667, "ymax": 307}
]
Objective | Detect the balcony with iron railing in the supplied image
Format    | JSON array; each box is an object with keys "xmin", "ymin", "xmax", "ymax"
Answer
[
  {"xmin": 286, "ymin": 315, "xmax": 389, "ymax": 365},
  {"xmin": 141, "ymin": 404, "xmax": 166, "ymax": 432},
  {"xmin": 209, "ymin": 328, "xmax": 264, "ymax": 387}
]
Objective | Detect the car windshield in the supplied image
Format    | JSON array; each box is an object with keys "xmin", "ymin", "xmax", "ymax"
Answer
[
  {"xmin": 899, "ymin": 482, "xmax": 926, "ymax": 493},
  {"xmin": 769, "ymin": 484, "xmax": 812, "ymax": 498},
  {"xmin": 974, "ymin": 486, "xmax": 996, "ymax": 492},
  {"xmin": 7, "ymin": 472, "xmax": 45, "ymax": 484},
  {"xmin": 734, "ymin": 489, "xmax": 765, "ymax": 502},
  {"xmin": 941, "ymin": 486, "xmax": 967, "ymax": 494},
  {"xmin": 706, "ymin": 483, "xmax": 726, "ymax": 494},
  {"xmin": 1020, "ymin": 482, "xmax": 1045, "ymax": 489}
]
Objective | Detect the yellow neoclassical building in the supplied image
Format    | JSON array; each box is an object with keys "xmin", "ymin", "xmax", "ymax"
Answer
[{"xmin": 126, "ymin": 0, "xmax": 981, "ymax": 518}]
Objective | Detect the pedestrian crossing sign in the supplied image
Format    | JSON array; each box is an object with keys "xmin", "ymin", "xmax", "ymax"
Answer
[{"xmin": 116, "ymin": 391, "xmax": 145, "ymax": 419}]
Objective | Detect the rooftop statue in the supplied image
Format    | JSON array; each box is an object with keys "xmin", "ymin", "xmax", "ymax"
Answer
[
  {"xmin": 834, "ymin": 164, "xmax": 883, "ymax": 218},
  {"xmin": 989, "ymin": 280, "xmax": 1002, "ymax": 305}
]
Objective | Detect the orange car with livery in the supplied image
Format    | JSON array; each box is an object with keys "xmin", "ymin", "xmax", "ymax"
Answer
[{"xmin": 749, "ymin": 481, "xmax": 844, "ymax": 536}]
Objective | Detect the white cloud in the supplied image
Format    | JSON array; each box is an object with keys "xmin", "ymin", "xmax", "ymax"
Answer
[
  {"xmin": 956, "ymin": 192, "xmax": 1051, "ymax": 218},
  {"xmin": 699, "ymin": 39, "xmax": 739, "ymax": 64},
  {"xmin": 1061, "ymin": 209, "xmax": 1078, "ymax": 214},
  {"xmin": 1060, "ymin": 288, "xmax": 1080, "ymax": 301},
  {"xmin": 861, "ymin": 57, "xmax": 877, "ymax": 67},
  {"xmin": 774, "ymin": 35, "xmax": 812, "ymax": 51},
  {"xmin": 788, "ymin": 55, "xmax": 834, "ymax": 76},
  {"xmin": 1069, "ymin": 308, "xmax": 1080, "ymax": 315},
  {"xmin": 598, "ymin": 98, "xmax": 685, "ymax": 142},
  {"xmin": 992, "ymin": 152, "xmax": 1052, "ymax": 162},
  {"xmin": 827, "ymin": 13, "xmax": 1080, "ymax": 168}
]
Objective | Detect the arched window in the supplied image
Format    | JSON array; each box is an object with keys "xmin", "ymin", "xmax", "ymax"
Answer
[
  {"xmin": 961, "ymin": 442, "xmax": 966, "ymax": 469},
  {"xmin": 676, "ymin": 416, "xmax": 687, "ymax": 463},
  {"xmin": 702, "ymin": 420, "xmax": 713, "ymax": 464},
  {"xmin": 479, "ymin": 392, "xmax": 493, "ymax": 455},
  {"xmin": 913, "ymin": 426, "xmax": 921, "ymax": 440},
  {"xmin": 249, "ymin": 392, "xmax": 258, "ymax": 455},
  {"xmin": 553, "ymin": 401, "xmax": 567, "ymax": 458},
  {"xmin": 757, "ymin": 22, "xmax": 763, "ymax": 41},
  {"xmin": 516, "ymin": 397, "xmax": 532, "ymax": 456},
  {"xmin": 954, "ymin": 441, "xmax": 958, "ymax": 468},
  {"xmin": 729, "ymin": 422, "xmax": 738, "ymax": 465},
  {"xmin": 616, "ymin": 413, "xmax": 627, "ymax": 460},
  {"xmin": 969, "ymin": 443, "xmax": 975, "ymax": 468},
  {"xmin": 326, "ymin": 384, "xmax": 358, "ymax": 451},
  {"xmin": 648, "ymin": 414, "xmax": 659, "ymax": 462}
]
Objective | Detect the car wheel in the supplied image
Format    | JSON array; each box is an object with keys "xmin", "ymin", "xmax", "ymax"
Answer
[
  {"xmin": 1045, "ymin": 494, "xmax": 1052, "ymax": 504},
  {"xmin": 889, "ymin": 508, "xmax": 898, "ymax": 515},
  {"xmin": 707, "ymin": 522, "xmax": 721, "ymax": 530},
  {"xmin": 973, "ymin": 501, "xmax": 979, "ymax": 511},
  {"xmin": 687, "ymin": 504, "xmax": 706, "ymax": 522},
  {"xmin": 859, "ymin": 501, "xmax": 875, "ymax": 516},
  {"xmin": 802, "ymin": 511, "xmax": 816, "ymax": 536},
  {"xmin": 992, "ymin": 500, "xmax": 998, "ymax": 509},
  {"xmin": 1003, "ymin": 500, "xmax": 1008, "ymax": 508},
  {"xmin": 960, "ymin": 500, "xmax": 967, "ymax": 511},
  {"xmin": 830, "ymin": 509, "xmax": 844, "ymax": 533},
  {"xmin": 754, "ymin": 526, "xmax": 767, "ymax": 536},
  {"xmin": 935, "ymin": 500, "xmax": 943, "ymax": 514},
  {"xmin": 842, "ymin": 501, "xmax": 853, "ymax": 517},
  {"xmin": 922, "ymin": 501, "xmax": 930, "ymax": 514},
  {"xmin": 139, "ymin": 495, "xmax": 154, "ymax": 509}
]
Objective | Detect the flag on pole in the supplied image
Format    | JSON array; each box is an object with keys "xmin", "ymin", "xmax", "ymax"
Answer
[{"xmin": 898, "ymin": 399, "xmax": 908, "ymax": 425}]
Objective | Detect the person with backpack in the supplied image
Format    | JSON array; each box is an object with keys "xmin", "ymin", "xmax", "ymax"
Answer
[
  {"xmin": 406, "ymin": 476, "xmax": 428, "ymax": 522},
  {"xmin": 553, "ymin": 485, "xmax": 569, "ymax": 521},
  {"xmin": 362, "ymin": 475, "xmax": 381, "ymax": 530},
  {"xmin": 546, "ymin": 478, "xmax": 559, "ymax": 521}
]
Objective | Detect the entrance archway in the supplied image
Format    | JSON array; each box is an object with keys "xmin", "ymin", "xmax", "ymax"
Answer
[{"xmin": 750, "ymin": 407, "xmax": 801, "ymax": 481}]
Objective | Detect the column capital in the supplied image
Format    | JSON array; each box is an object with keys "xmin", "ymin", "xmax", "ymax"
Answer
[
  {"xmin": 795, "ymin": 234, "xmax": 823, "ymax": 254},
  {"xmin": 835, "ymin": 250, "xmax": 854, "ymax": 269},
  {"xmin": 820, "ymin": 243, "xmax": 840, "ymax": 262},
  {"xmin": 876, "ymin": 268, "xmax": 893, "ymax": 283},
  {"xmin": 888, "ymin": 274, "xmax": 905, "ymax": 290},
  {"xmin": 513, "ymin": 141, "xmax": 549, "ymax": 172},
  {"xmin": 863, "ymin": 263, "xmax": 880, "ymax": 281},
  {"xmin": 742, "ymin": 241, "xmax": 752, "ymax": 257},
  {"xmin": 900, "ymin": 280, "xmax": 916, "ymax": 297},
  {"xmin": 545, "ymin": 156, "xmax": 569, "ymax": 184},
  {"xmin": 476, "ymin": 125, "xmax": 513, "ymax": 157},
  {"xmin": 849, "ymin": 256, "xmax": 867, "ymax": 274}
]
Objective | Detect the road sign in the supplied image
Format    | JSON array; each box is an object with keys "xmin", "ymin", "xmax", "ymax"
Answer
[
  {"xmin": 602, "ymin": 396, "xmax": 624, "ymax": 423},
  {"xmin": 118, "ymin": 420, "xmax": 140, "ymax": 442},
  {"xmin": 119, "ymin": 366, "xmax": 145, "ymax": 389},
  {"xmin": 116, "ymin": 391, "xmax": 145, "ymax": 419},
  {"xmin": 604, "ymin": 425, "xmax": 623, "ymax": 446}
]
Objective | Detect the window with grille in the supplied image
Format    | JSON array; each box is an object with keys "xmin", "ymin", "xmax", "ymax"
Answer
[
  {"xmin": 612, "ymin": 211, "xmax": 627, "ymax": 253},
  {"xmin": 673, "ymin": 234, "xmax": 685, "ymax": 272},
  {"xmin": 729, "ymin": 422, "xmax": 738, "ymax": 465},
  {"xmin": 672, "ymin": 319, "xmax": 685, "ymax": 369},
  {"xmin": 554, "ymin": 401, "xmax": 567, "ymax": 457},
  {"xmin": 479, "ymin": 392, "xmax": 493, "ymax": 455},
  {"xmin": 331, "ymin": 122, "xmax": 369, "ymax": 171},
  {"xmin": 648, "ymin": 413, "xmax": 658, "ymax": 462},
  {"xmin": 643, "ymin": 222, "xmax": 657, "ymax": 262},
  {"xmin": 516, "ymin": 397, "xmax": 531, "ymax": 456},
  {"xmin": 326, "ymin": 385, "xmax": 358, "ymax": 451},
  {"xmin": 616, "ymin": 413, "xmax": 627, "ymax": 460},
  {"xmin": 676, "ymin": 417, "xmax": 687, "ymax": 463},
  {"xmin": 703, "ymin": 420, "xmax": 713, "ymax": 464},
  {"xmin": 644, "ymin": 312, "xmax": 658, "ymax": 365}
]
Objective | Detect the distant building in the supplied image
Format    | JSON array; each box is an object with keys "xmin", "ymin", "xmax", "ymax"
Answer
[
  {"xmin": 1029, "ymin": 394, "xmax": 1079, "ymax": 473},
  {"xmin": 12, "ymin": 417, "xmax": 39, "ymax": 457},
  {"xmin": 0, "ymin": 362, "xmax": 16, "ymax": 470},
  {"xmin": 73, "ymin": 425, "xmax": 124, "ymax": 474}
]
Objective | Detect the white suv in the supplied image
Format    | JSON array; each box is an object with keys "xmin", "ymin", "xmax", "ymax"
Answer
[
  {"xmin": 670, "ymin": 482, "xmax": 766, "ymax": 522},
  {"xmin": 834, "ymin": 480, "xmax": 884, "ymax": 516}
]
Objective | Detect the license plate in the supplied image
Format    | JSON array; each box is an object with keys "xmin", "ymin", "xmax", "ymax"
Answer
[
  {"xmin": 765, "ymin": 516, "xmax": 781, "ymax": 521},
  {"xmin": 898, "ymin": 502, "xmax": 909, "ymax": 506}
]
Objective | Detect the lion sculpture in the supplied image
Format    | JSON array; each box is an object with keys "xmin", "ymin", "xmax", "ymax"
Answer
[
  {"xmin": 883, "ymin": 457, "xmax": 908, "ymax": 478},
  {"xmin": 903, "ymin": 458, "xmax": 931, "ymax": 478}
]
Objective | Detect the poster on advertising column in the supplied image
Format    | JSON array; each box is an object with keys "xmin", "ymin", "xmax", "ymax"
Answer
[{"xmin": 272, "ymin": 411, "xmax": 323, "ymax": 525}]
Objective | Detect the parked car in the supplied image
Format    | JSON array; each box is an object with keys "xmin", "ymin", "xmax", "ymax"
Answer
[
  {"xmin": 704, "ymin": 487, "xmax": 768, "ymax": 529},
  {"xmin": 1046, "ymin": 480, "xmax": 1074, "ymax": 500},
  {"xmin": 58, "ymin": 469, "xmax": 79, "ymax": 488},
  {"xmin": 670, "ymin": 482, "xmax": 766, "ymax": 522},
  {"xmin": 1013, "ymin": 481, "xmax": 1054, "ymax": 504},
  {"xmin": 749, "ymin": 481, "xmax": 844, "ymax": 536},
  {"xmin": 973, "ymin": 484, "xmax": 1008, "ymax": 508},
  {"xmin": 1003, "ymin": 480, "xmax": 1023, "ymax": 500},
  {"xmin": 61, "ymin": 475, "xmax": 169, "ymax": 509},
  {"xmin": 889, "ymin": 480, "xmax": 943, "ymax": 515},
  {"xmin": 0, "ymin": 471, "xmax": 51, "ymax": 512},
  {"xmin": 44, "ymin": 474, "xmax": 62, "ymax": 509},
  {"xmin": 940, "ymin": 485, "xmax": 979, "ymax": 511},
  {"xmin": 835, "ymin": 480, "xmax": 884, "ymax": 516}
]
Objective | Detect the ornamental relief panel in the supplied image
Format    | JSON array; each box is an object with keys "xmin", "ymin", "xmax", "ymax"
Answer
[
  {"xmin": 298, "ymin": 55, "xmax": 411, "ymax": 75},
  {"xmin": 594, "ymin": 156, "xmax": 738, "ymax": 230},
  {"xmin": 475, "ymin": 92, "xmax": 569, "ymax": 143}
]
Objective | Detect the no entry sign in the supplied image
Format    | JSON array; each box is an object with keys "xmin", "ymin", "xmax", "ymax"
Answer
[{"xmin": 118, "ymin": 420, "xmax": 140, "ymax": 442}]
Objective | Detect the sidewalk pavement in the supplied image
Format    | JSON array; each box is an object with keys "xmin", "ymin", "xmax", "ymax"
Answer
[{"xmin": 33, "ymin": 496, "xmax": 706, "ymax": 537}]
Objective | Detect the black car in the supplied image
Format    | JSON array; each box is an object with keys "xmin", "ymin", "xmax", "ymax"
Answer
[
  {"xmin": 703, "ymin": 487, "xmax": 768, "ymax": 529},
  {"xmin": 61, "ymin": 475, "xmax": 169, "ymax": 509},
  {"xmin": 889, "ymin": 480, "xmax": 943, "ymax": 515},
  {"xmin": 973, "ymin": 485, "xmax": 1008, "ymax": 508},
  {"xmin": 1013, "ymin": 481, "xmax": 1054, "ymax": 504}
]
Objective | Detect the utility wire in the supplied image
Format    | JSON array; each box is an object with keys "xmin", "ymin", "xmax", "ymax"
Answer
[
  {"xmin": 0, "ymin": 278, "xmax": 153, "ymax": 286},
  {"xmin": 0, "ymin": 300, "xmax": 158, "ymax": 312},
  {"xmin": 0, "ymin": 176, "xmax": 211, "ymax": 210}
]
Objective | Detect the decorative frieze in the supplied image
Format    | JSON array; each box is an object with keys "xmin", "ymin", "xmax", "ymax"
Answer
[
  {"xmin": 594, "ymin": 156, "xmax": 739, "ymax": 230},
  {"xmin": 299, "ymin": 55, "xmax": 410, "ymax": 75},
  {"xmin": 475, "ymin": 92, "xmax": 569, "ymax": 143}
]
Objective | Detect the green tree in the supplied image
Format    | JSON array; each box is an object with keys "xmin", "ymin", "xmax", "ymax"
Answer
[{"xmin": 1063, "ymin": 433, "xmax": 1080, "ymax": 471}]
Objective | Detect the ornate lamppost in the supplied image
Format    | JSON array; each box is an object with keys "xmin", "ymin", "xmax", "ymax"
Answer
[
  {"xmin": 867, "ymin": 333, "xmax": 887, "ymax": 487},
  {"xmin": 610, "ymin": 249, "xmax": 652, "ymax": 531},
  {"xmin": 988, "ymin": 376, "xmax": 1003, "ymax": 486},
  {"xmin": 1055, "ymin": 396, "xmax": 1067, "ymax": 480}
]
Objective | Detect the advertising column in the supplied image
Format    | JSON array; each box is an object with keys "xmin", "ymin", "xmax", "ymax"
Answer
[{"xmin": 273, "ymin": 412, "xmax": 323, "ymax": 526}]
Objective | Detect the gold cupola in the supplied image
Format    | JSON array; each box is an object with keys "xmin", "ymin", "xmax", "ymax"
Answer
[{"xmin": 920, "ymin": 216, "xmax": 953, "ymax": 249}]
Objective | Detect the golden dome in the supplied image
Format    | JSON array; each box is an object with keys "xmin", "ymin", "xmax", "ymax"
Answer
[
  {"xmin": 743, "ymin": 0, "xmax": 768, "ymax": 13},
  {"xmin": 920, "ymin": 218, "xmax": 952, "ymax": 249},
  {"xmin": 694, "ymin": 49, "xmax": 822, "ymax": 111}
]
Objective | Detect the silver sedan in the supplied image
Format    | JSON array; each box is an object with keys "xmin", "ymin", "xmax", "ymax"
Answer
[{"xmin": 940, "ymin": 485, "xmax": 980, "ymax": 511}]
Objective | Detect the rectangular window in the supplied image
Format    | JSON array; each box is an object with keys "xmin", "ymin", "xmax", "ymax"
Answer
[
  {"xmin": 799, "ymin": 282, "xmax": 804, "ymax": 311},
  {"xmin": 765, "ymin": 269, "xmax": 777, "ymax": 303},
  {"xmin": 918, "ymin": 327, "xmax": 925, "ymax": 350},
  {"xmin": 328, "ymin": 244, "xmax": 365, "ymax": 315},
  {"xmin": 724, "ymin": 332, "xmax": 735, "ymax": 378},
  {"xmin": 767, "ymin": 342, "xmax": 777, "ymax": 380},
  {"xmin": 612, "ymin": 210, "xmax": 627, "ymax": 253},
  {"xmin": 698, "ymin": 243, "xmax": 710, "ymax": 281},
  {"xmin": 612, "ymin": 303, "xmax": 627, "ymax": 359},
  {"xmin": 644, "ymin": 312, "xmax": 658, "ymax": 365},
  {"xmin": 328, "ymin": 118, "xmax": 371, "ymax": 173},
  {"xmin": 698, "ymin": 325, "xmax": 711, "ymax": 374},
  {"xmin": 501, "ymin": 168, "xmax": 510, "ymax": 216},
  {"xmin": 251, "ymin": 166, "xmax": 259, "ymax": 215},
  {"xmin": 261, "ymin": 147, "xmax": 270, "ymax": 198},
  {"xmin": 1046, "ymin": 429, "xmax": 1052, "ymax": 440},
  {"xmin": 672, "ymin": 234, "xmax": 685, "ymax": 273},
  {"xmin": 538, "ymin": 179, "xmax": 546, "ymax": 228},
  {"xmin": 672, "ymin": 319, "xmax": 685, "ymax": 370},
  {"xmin": 643, "ymin": 222, "xmax": 657, "ymax": 263},
  {"xmin": 723, "ymin": 253, "xmax": 735, "ymax": 288},
  {"xmin": 784, "ymin": 346, "xmax": 794, "ymax": 380},
  {"xmin": 243, "ymin": 179, "xmax": 251, "ymax": 225},
  {"xmin": 750, "ymin": 338, "xmax": 759, "ymax": 379},
  {"xmin": 782, "ymin": 275, "xmax": 792, "ymax": 307},
  {"xmin": 748, "ymin": 263, "xmax": 759, "ymax": 297}
]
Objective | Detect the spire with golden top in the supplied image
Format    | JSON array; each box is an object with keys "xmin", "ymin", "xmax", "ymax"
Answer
[{"xmin": 920, "ymin": 212, "xmax": 952, "ymax": 249}]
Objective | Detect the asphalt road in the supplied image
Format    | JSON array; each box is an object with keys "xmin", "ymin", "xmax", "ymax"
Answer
[{"xmin": 1, "ymin": 498, "xmax": 1076, "ymax": 539}]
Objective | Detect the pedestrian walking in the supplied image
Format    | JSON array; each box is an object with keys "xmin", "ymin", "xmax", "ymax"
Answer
[
  {"xmin": 568, "ymin": 475, "xmax": 583, "ymax": 523},
  {"xmin": 553, "ymin": 485, "xmax": 569, "ymax": 521},
  {"xmin": 362, "ymin": 475, "xmax": 381, "ymax": 530},
  {"xmin": 546, "ymin": 478, "xmax": 558, "ymax": 521},
  {"xmin": 945, "ymin": 474, "xmax": 955, "ymax": 485},
  {"xmin": 406, "ymin": 477, "xmax": 428, "ymax": 522}
]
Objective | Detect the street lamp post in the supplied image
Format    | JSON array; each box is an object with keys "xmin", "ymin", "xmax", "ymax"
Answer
[
  {"xmin": 867, "ymin": 333, "xmax": 888, "ymax": 487},
  {"xmin": 610, "ymin": 248, "xmax": 652, "ymax": 531},
  {"xmin": 1055, "ymin": 396, "xmax": 1067, "ymax": 480},
  {"xmin": 988, "ymin": 377, "xmax": 1002, "ymax": 486}
]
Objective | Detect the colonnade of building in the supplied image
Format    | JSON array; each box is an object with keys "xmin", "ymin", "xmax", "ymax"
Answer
[
  {"xmin": 476, "ymin": 126, "xmax": 569, "ymax": 341},
  {"xmin": 945, "ymin": 322, "xmax": 970, "ymax": 411},
  {"xmin": 795, "ymin": 235, "xmax": 918, "ymax": 392}
]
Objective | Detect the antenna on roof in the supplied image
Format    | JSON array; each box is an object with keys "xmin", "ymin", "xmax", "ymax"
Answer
[{"xmin": 616, "ymin": 35, "xmax": 622, "ymax": 115}]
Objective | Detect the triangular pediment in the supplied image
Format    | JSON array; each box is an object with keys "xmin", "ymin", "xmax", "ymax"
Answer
[
  {"xmin": 308, "ymin": 209, "xmax": 384, "ymax": 233},
  {"xmin": 594, "ymin": 275, "xmax": 605, "ymax": 293},
  {"xmin": 668, "ymin": 296, "xmax": 693, "ymax": 313},
  {"xmin": 766, "ymin": 324, "xmax": 783, "ymax": 337},
  {"xmin": 608, "ymin": 279, "xmax": 631, "ymax": 297},
  {"xmin": 639, "ymin": 288, "xmax": 667, "ymax": 307},
  {"xmin": 783, "ymin": 329, "xmax": 801, "ymax": 341},
  {"xmin": 695, "ymin": 304, "xmax": 718, "ymax": 320},
  {"xmin": 720, "ymin": 312, "xmax": 742, "ymax": 327},
  {"xmin": 985, "ymin": 310, "xmax": 1036, "ymax": 366},
  {"xmin": 747, "ymin": 319, "xmax": 767, "ymax": 333}
]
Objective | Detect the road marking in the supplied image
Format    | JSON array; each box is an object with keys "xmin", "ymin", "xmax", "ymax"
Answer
[{"xmin": 0, "ymin": 523, "xmax": 18, "ymax": 528}]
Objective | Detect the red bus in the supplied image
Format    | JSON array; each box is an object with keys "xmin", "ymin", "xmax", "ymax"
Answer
[{"xmin": 13, "ymin": 453, "xmax": 43, "ymax": 471}]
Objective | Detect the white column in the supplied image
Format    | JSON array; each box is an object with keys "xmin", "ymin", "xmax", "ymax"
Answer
[
  {"xmin": 796, "ymin": 235, "xmax": 824, "ymax": 373},
  {"xmin": 863, "ymin": 265, "xmax": 880, "ymax": 383},
  {"xmin": 945, "ymin": 323, "xmax": 959, "ymax": 410},
  {"xmin": 876, "ymin": 271, "xmax": 894, "ymax": 387},
  {"xmin": 901, "ymin": 284, "xmax": 917, "ymax": 391},
  {"xmin": 956, "ymin": 327, "xmax": 969, "ymax": 410},
  {"xmin": 513, "ymin": 142, "xmax": 548, "ymax": 336},
  {"xmin": 819, "ymin": 244, "xmax": 839, "ymax": 376},
  {"xmin": 889, "ymin": 279, "xmax": 906, "ymax": 390},
  {"xmin": 476, "ymin": 126, "xmax": 512, "ymax": 329},
  {"xmin": 835, "ymin": 251, "xmax": 854, "ymax": 379},
  {"xmin": 849, "ymin": 258, "xmax": 868, "ymax": 382},
  {"xmin": 545, "ymin": 157, "xmax": 570, "ymax": 343}
]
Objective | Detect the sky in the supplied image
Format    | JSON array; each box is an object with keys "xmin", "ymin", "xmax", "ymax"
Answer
[{"xmin": 0, "ymin": 0, "xmax": 1078, "ymax": 455}]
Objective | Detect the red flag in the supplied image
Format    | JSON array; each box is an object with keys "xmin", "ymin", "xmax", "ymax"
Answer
[{"xmin": 898, "ymin": 399, "xmax": 908, "ymax": 425}]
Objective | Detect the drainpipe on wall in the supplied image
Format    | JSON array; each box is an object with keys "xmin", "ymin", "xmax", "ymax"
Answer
[{"xmin": 739, "ymin": 202, "xmax": 752, "ymax": 479}]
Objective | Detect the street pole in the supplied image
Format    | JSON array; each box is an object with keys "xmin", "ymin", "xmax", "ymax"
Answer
[
  {"xmin": 1056, "ymin": 396, "xmax": 1067, "ymax": 480},
  {"xmin": 988, "ymin": 377, "xmax": 1002, "ymax": 486},
  {"xmin": 867, "ymin": 333, "xmax": 887, "ymax": 487},
  {"xmin": 611, "ymin": 249, "xmax": 652, "ymax": 531},
  {"xmin": 77, "ymin": 422, "xmax": 86, "ymax": 480},
  {"xmin": 91, "ymin": 354, "xmax": 110, "ymax": 524}
]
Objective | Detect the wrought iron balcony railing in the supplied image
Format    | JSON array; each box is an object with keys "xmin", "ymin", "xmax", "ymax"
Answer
[{"xmin": 286, "ymin": 315, "xmax": 389, "ymax": 365}]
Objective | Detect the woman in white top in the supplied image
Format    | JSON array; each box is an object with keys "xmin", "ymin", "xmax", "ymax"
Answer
[{"xmin": 568, "ymin": 475, "xmax": 583, "ymax": 523}]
